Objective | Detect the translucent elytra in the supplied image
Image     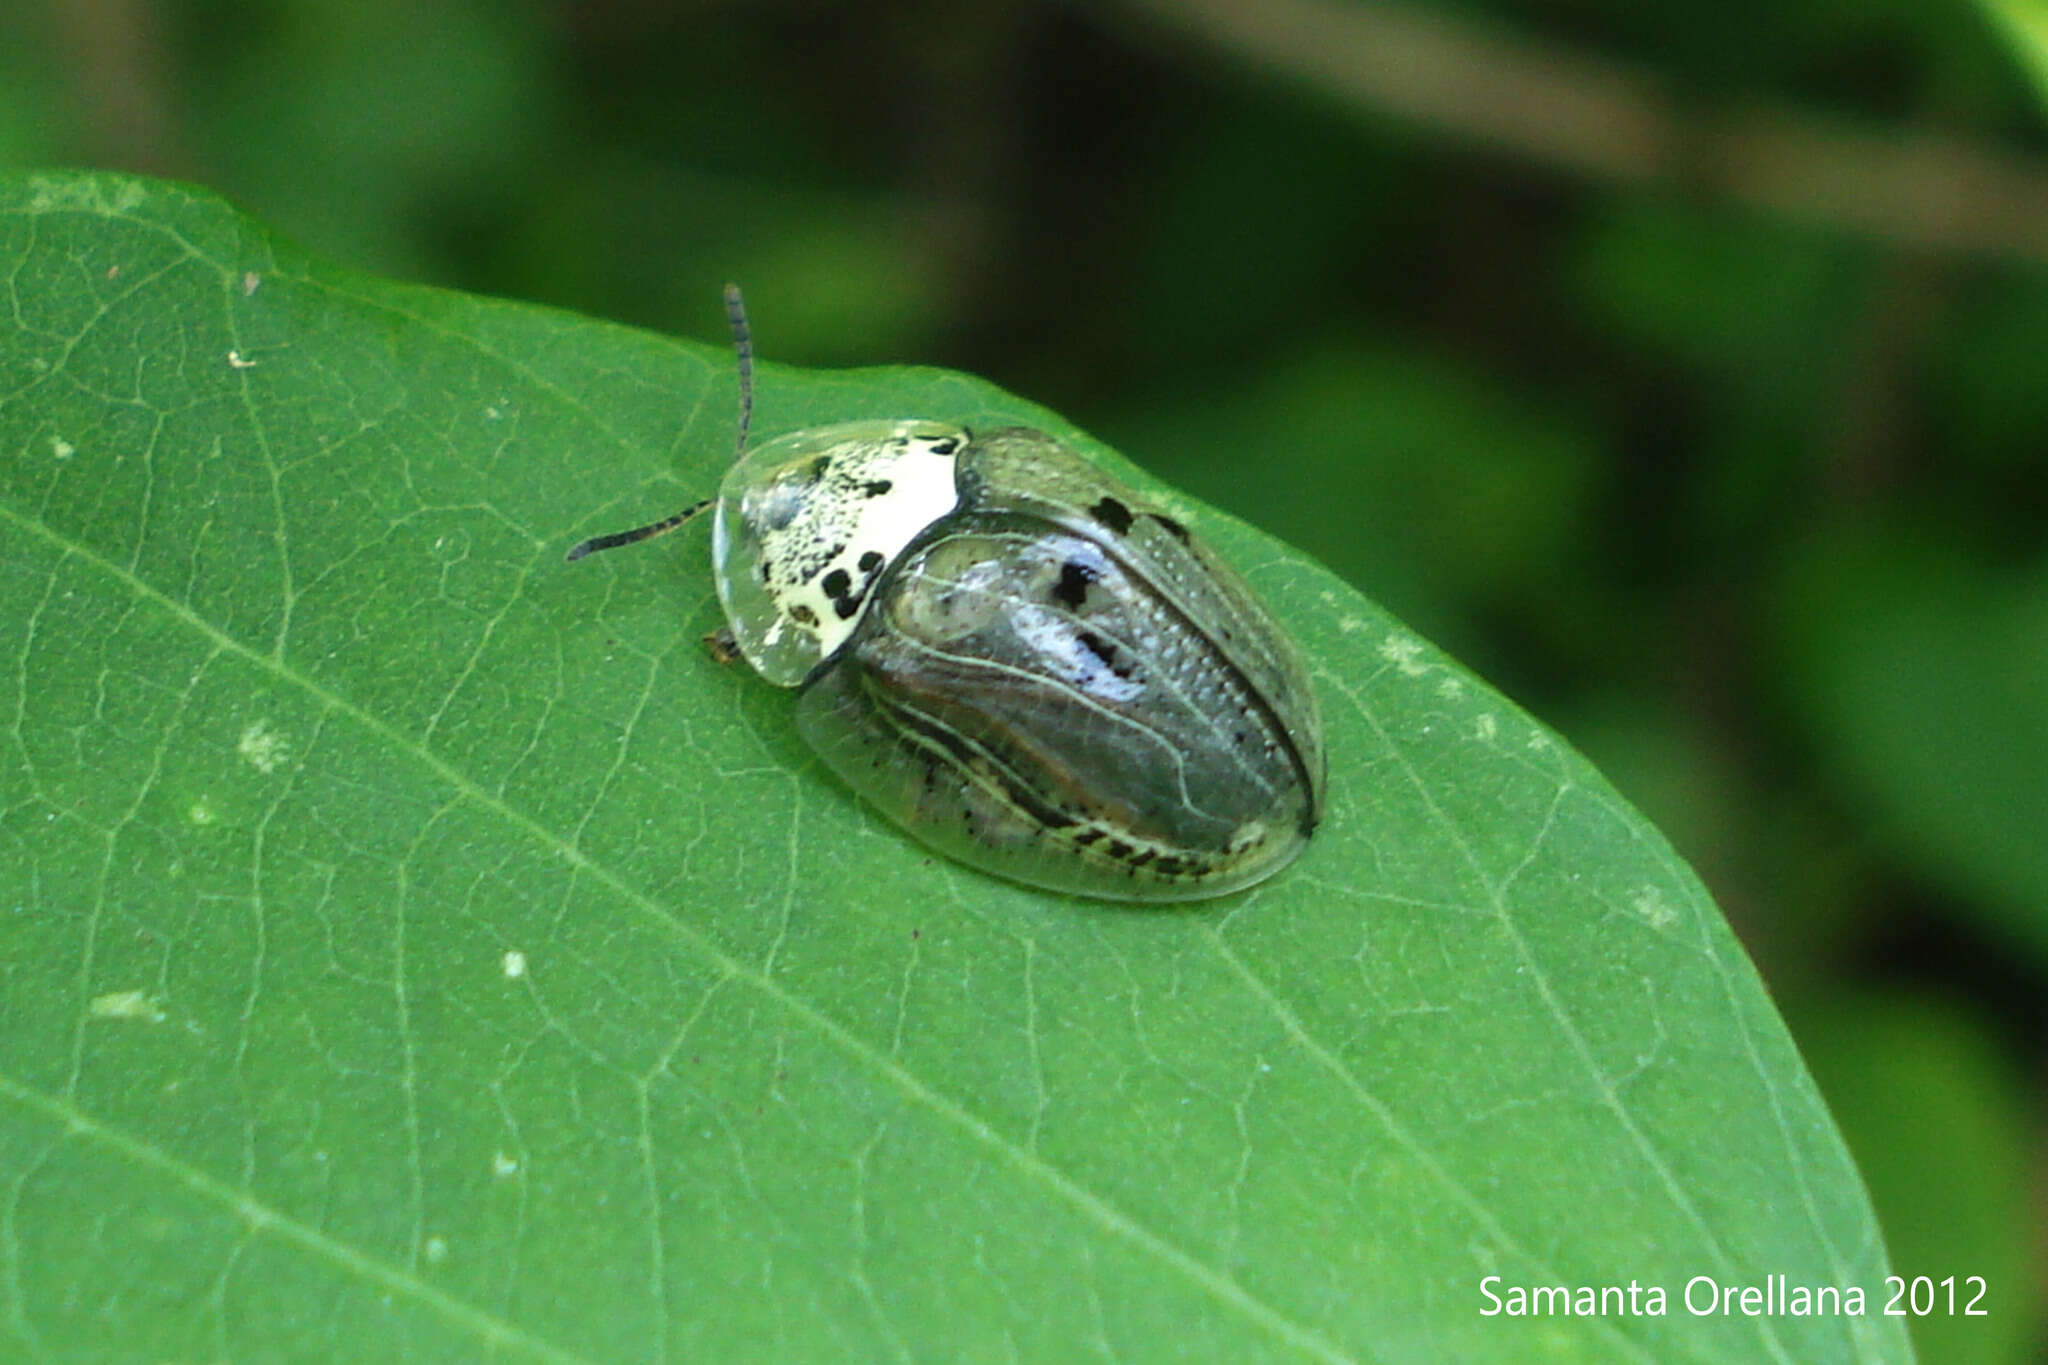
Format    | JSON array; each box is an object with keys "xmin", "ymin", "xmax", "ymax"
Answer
[{"xmin": 785, "ymin": 428, "xmax": 1326, "ymax": 901}]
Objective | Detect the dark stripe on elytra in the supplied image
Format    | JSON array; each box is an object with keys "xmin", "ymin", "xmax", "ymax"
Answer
[
  {"xmin": 867, "ymin": 686, "xmax": 1080, "ymax": 833},
  {"xmin": 1089, "ymin": 496, "xmax": 1133, "ymax": 536},
  {"xmin": 1146, "ymin": 512, "xmax": 1191, "ymax": 544},
  {"xmin": 873, "ymin": 689, "xmax": 1227, "ymax": 879}
]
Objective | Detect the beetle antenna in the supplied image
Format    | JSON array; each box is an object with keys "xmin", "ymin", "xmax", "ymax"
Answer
[
  {"xmin": 565, "ymin": 287, "xmax": 752, "ymax": 564},
  {"xmin": 564, "ymin": 498, "xmax": 712, "ymax": 562},
  {"xmin": 726, "ymin": 282, "xmax": 753, "ymax": 457}
]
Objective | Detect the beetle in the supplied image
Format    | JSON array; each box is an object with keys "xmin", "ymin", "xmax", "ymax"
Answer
[{"xmin": 568, "ymin": 287, "xmax": 1324, "ymax": 901}]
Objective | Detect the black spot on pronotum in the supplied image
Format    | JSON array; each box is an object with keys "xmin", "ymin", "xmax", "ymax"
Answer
[
  {"xmin": 1147, "ymin": 512, "xmax": 1191, "ymax": 544},
  {"xmin": 861, "ymin": 479, "xmax": 893, "ymax": 497},
  {"xmin": 821, "ymin": 566, "xmax": 866, "ymax": 620},
  {"xmin": 858, "ymin": 550, "xmax": 884, "ymax": 573},
  {"xmin": 928, "ymin": 436, "xmax": 961, "ymax": 456},
  {"xmin": 790, "ymin": 604, "xmax": 820, "ymax": 627},
  {"xmin": 1089, "ymin": 496, "xmax": 1134, "ymax": 536},
  {"xmin": 1050, "ymin": 559, "xmax": 1099, "ymax": 609}
]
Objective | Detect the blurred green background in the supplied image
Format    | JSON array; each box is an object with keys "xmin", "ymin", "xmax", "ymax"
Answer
[{"xmin": 6, "ymin": 0, "xmax": 2043, "ymax": 1359}]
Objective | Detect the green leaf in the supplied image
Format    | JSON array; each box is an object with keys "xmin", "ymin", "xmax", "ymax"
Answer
[
  {"xmin": 1977, "ymin": 0, "xmax": 2048, "ymax": 112},
  {"xmin": 1, "ymin": 172, "xmax": 1905, "ymax": 1363}
]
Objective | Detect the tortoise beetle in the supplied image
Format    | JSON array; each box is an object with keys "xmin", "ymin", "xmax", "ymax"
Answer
[{"xmin": 568, "ymin": 287, "xmax": 1324, "ymax": 902}]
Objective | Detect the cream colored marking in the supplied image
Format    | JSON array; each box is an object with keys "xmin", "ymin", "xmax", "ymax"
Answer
[
  {"xmin": 1475, "ymin": 713, "xmax": 1498, "ymax": 742},
  {"xmin": 238, "ymin": 720, "xmax": 288, "ymax": 774},
  {"xmin": 501, "ymin": 949, "xmax": 527, "ymax": 979},
  {"xmin": 1228, "ymin": 820, "xmax": 1270, "ymax": 852},
  {"xmin": 749, "ymin": 425, "xmax": 961, "ymax": 663},
  {"xmin": 1377, "ymin": 632, "xmax": 1427, "ymax": 676},
  {"xmin": 1631, "ymin": 886, "xmax": 1679, "ymax": 930},
  {"xmin": 242, "ymin": 271, "xmax": 261, "ymax": 295},
  {"xmin": 25, "ymin": 173, "xmax": 144, "ymax": 216},
  {"xmin": 91, "ymin": 990, "xmax": 166, "ymax": 1023},
  {"xmin": 424, "ymin": 1235, "xmax": 449, "ymax": 1264},
  {"xmin": 51, "ymin": 437, "xmax": 74, "ymax": 459},
  {"xmin": 429, "ymin": 529, "xmax": 469, "ymax": 564},
  {"xmin": 187, "ymin": 796, "xmax": 218, "ymax": 825},
  {"xmin": 227, "ymin": 349, "xmax": 257, "ymax": 369},
  {"xmin": 1435, "ymin": 677, "xmax": 1465, "ymax": 699},
  {"xmin": 492, "ymin": 1152, "xmax": 520, "ymax": 1178}
]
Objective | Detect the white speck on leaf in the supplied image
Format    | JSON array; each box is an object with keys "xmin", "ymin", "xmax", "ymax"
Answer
[
  {"xmin": 227, "ymin": 349, "xmax": 256, "ymax": 369},
  {"xmin": 239, "ymin": 720, "xmax": 288, "ymax": 774},
  {"xmin": 1632, "ymin": 886, "xmax": 1679, "ymax": 930},
  {"xmin": 502, "ymin": 950, "xmax": 527, "ymax": 979},
  {"xmin": 1475, "ymin": 713, "xmax": 1498, "ymax": 742},
  {"xmin": 51, "ymin": 437, "xmax": 73, "ymax": 459},
  {"xmin": 91, "ymin": 990, "xmax": 165, "ymax": 1023},
  {"xmin": 1378, "ymin": 632, "xmax": 1427, "ymax": 676},
  {"xmin": 242, "ymin": 271, "xmax": 261, "ymax": 295},
  {"xmin": 492, "ymin": 1152, "xmax": 520, "ymax": 1178},
  {"xmin": 424, "ymin": 1235, "xmax": 449, "ymax": 1264}
]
